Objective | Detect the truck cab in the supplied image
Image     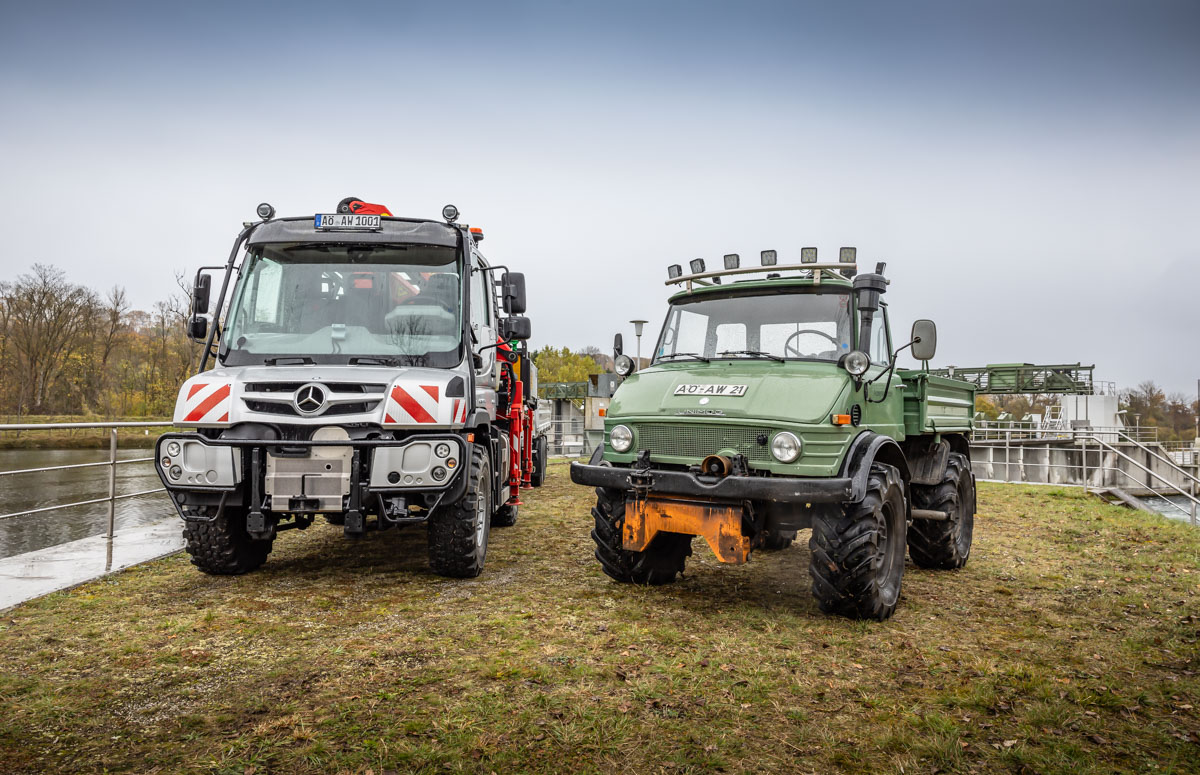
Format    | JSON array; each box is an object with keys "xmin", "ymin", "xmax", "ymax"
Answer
[
  {"xmin": 156, "ymin": 200, "xmax": 547, "ymax": 578},
  {"xmin": 571, "ymin": 249, "xmax": 977, "ymax": 620}
]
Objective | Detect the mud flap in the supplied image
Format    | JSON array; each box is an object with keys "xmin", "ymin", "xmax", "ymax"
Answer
[{"xmin": 624, "ymin": 496, "xmax": 750, "ymax": 564}]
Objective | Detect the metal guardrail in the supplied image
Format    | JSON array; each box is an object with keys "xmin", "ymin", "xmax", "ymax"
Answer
[
  {"xmin": 973, "ymin": 426, "xmax": 1199, "ymax": 524},
  {"xmin": 0, "ymin": 421, "xmax": 170, "ymax": 571},
  {"xmin": 973, "ymin": 421, "xmax": 1160, "ymax": 443}
]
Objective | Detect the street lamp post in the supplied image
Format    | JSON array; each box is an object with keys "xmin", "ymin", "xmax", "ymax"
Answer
[{"xmin": 630, "ymin": 320, "xmax": 648, "ymax": 368}]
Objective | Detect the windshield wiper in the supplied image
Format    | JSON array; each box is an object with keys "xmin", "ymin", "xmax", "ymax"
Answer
[
  {"xmin": 659, "ymin": 352, "xmax": 710, "ymax": 363},
  {"xmin": 263, "ymin": 356, "xmax": 316, "ymax": 366},
  {"xmin": 719, "ymin": 350, "xmax": 784, "ymax": 363},
  {"xmin": 349, "ymin": 356, "xmax": 402, "ymax": 366}
]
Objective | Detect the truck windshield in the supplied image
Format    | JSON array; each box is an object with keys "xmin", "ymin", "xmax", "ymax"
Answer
[
  {"xmin": 221, "ymin": 243, "xmax": 462, "ymax": 367},
  {"xmin": 654, "ymin": 289, "xmax": 854, "ymax": 363}
]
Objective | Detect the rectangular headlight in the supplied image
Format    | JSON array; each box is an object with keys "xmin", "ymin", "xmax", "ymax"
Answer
[
  {"xmin": 839, "ymin": 247, "xmax": 856, "ymax": 263},
  {"xmin": 801, "ymin": 247, "xmax": 817, "ymax": 263},
  {"xmin": 760, "ymin": 250, "xmax": 777, "ymax": 266},
  {"xmin": 723, "ymin": 253, "xmax": 740, "ymax": 269},
  {"xmin": 667, "ymin": 264, "xmax": 682, "ymax": 279},
  {"xmin": 689, "ymin": 258, "xmax": 706, "ymax": 274}
]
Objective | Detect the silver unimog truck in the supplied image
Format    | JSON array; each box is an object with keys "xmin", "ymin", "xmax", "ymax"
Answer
[{"xmin": 155, "ymin": 199, "xmax": 547, "ymax": 578}]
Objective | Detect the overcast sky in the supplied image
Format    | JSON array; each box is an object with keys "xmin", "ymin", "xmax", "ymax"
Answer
[{"xmin": 2, "ymin": 1, "xmax": 1197, "ymax": 394}]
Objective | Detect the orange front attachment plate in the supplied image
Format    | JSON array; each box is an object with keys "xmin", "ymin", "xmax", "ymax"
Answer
[{"xmin": 624, "ymin": 497, "xmax": 750, "ymax": 564}]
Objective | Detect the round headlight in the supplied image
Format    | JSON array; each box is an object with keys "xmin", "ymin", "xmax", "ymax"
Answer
[
  {"xmin": 771, "ymin": 431, "xmax": 802, "ymax": 463},
  {"xmin": 442, "ymin": 204, "xmax": 459, "ymax": 222},
  {"xmin": 168, "ymin": 465, "xmax": 182, "ymax": 480},
  {"xmin": 435, "ymin": 443, "xmax": 451, "ymax": 458},
  {"xmin": 256, "ymin": 202, "xmax": 275, "ymax": 220},
  {"xmin": 614, "ymin": 354, "xmax": 635, "ymax": 377},
  {"xmin": 842, "ymin": 350, "xmax": 870, "ymax": 377},
  {"xmin": 166, "ymin": 441, "xmax": 182, "ymax": 457},
  {"xmin": 609, "ymin": 424, "xmax": 633, "ymax": 453}
]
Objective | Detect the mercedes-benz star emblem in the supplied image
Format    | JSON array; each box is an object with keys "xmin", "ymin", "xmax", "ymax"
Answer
[{"xmin": 294, "ymin": 383, "xmax": 327, "ymax": 415}]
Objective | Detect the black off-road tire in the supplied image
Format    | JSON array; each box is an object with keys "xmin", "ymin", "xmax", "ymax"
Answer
[
  {"xmin": 428, "ymin": 445, "xmax": 491, "ymax": 578},
  {"xmin": 324, "ymin": 513, "xmax": 345, "ymax": 525},
  {"xmin": 531, "ymin": 435, "xmax": 548, "ymax": 487},
  {"xmin": 590, "ymin": 487, "xmax": 692, "ymax": 585},
  {"xmin": 183, "ymin": 507, "xmax": 272, "ymax": 575},
  {"xmin": 761, "ymin": 529, "xmax": 796, "ymax": 551},
  {"xmin": 492, "ymin": 500, "xmax": 518, "ymax": 527},
  {"xmin": 809, "ymin": 464, "xmax": 907, "ymax": 620},
  {"xmin": 908, "ymin": 452, "xmax": 975, "ymax": 569}
]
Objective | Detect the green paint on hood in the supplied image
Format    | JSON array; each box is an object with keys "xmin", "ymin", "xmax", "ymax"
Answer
[{"xmin": 610, "ymin": 361, "xmax": 853, "ymax": 425}]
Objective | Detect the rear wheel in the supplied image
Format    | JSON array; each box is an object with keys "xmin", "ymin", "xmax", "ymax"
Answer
[
  {"xmin": 428, "ymin": 445, "xmax": 491, "ymax": 578},
  {"xmin": 492, "ymin": 500, "xmax": 518, "ymax": 527},
  {"xmin": 809, "ymin": 464, "xmax": 906, "ymax": 620},
  {"xmin": 531, "ymin": 435, "xmax": 548, "ymax": 487},
  {"xmin": 591, "ymin": 487, "xmax": 692, "ymax": 585},
  {"xmin": 183, "ymin": 506, "xmax": 272, "ymax": 575},
  {"xmin": 908, "ymin": 452, "xmax": 974, "ymax": 569},
  {"xmin": 760, "ymin": 529, "xmax": 796, "ymax": 551}
]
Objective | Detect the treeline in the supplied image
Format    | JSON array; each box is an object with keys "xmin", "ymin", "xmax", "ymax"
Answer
[
  {"xmin": 0, "ymin": 264, "xmax": 199, "ymax": 417},
  {"xmin": 977, "ymin": 382, "xmax": 1198, "ymax": 442}
]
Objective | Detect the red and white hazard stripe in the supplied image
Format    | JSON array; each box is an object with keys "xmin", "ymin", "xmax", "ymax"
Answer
[
  {"xmin": 383, "ymin": 382, "xmax": 466, "ymax": 427},
  {"xmin": 177, "ymin": 381, "xmax": 232, "ymax": 425}
]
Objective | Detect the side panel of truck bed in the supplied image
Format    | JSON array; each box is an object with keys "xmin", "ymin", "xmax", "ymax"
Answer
[{"xmin": 897, "ymin": 370, "xmax": 975, "ymax": 437}]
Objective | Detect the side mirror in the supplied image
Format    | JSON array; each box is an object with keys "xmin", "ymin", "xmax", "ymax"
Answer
[
  {"xmin": 911, "ymin": 319, "xmax": 937, "ymax": 361},
  {"xmin": 499, "ymin": 316, "xmax": 531, "ymax": 341},
  {"xmin": 613, "ymin": 333, "xmax": 624, "ymax": 358},
  {"xmin": 501, "ymin": 272, "xmax": 527, "ymax": 315},
  {"xmin": 188, "ymin": 315, "xmax": 208, "ymax": 341},
  {"xmin": 193, "ymin": 273, "xmax": 212, "ymax": 316}
]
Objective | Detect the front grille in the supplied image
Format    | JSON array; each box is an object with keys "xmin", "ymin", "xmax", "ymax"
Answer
[
  {"xmin": 245, "ymin": 382, "xmax": 387, "ymax": 393},
  {"xmin": 243, "ymin": 400, "xmax": 381, "ymax": 417},
  {"xmin": 634, "ymin": 422, "xmax": 774, "ymax": 463}
]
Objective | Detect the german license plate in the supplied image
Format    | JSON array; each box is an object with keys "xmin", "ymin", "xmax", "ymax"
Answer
[
  {"xmin": 314, "ymin": 213, "xmax": 382, "ymax": 230},
  {"xmin": 673, "ymin": 384, "xmax": 748, "ymax": 396}
]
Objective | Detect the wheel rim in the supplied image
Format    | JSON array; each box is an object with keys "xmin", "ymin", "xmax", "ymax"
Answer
[
  {"xmin": 475, "ymin": 479, "xmax": 489, "ymax": 550},
  {"xmin": 878, "ymin": 498, "xmax": 903, "ymax": 606}
]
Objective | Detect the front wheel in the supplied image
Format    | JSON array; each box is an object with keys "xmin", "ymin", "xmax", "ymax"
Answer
[
  {"xmin": 809, "ymin": 464, "xmax": 907, "ymax": 620},
  {"xmin": 183, "ymin": 507, "xmax": 272, "ymax": 575},
  {"xmin": 427, "ymin": 445, "xmax": 491, "ymax": 578},
  {"xmin": 590, "ymin": 487, "xmax": 692, "ymax": 585}
]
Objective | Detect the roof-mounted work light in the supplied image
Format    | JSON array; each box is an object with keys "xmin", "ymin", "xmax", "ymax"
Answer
[
  {"xmin": 667, "ymin": 264, "xmax": 683, "ymax": 279},
  {"xmin": 256, "ymin": 202, "xmax": 275, "ymax": 221},
  {"xmin": 469, "ymin": 227, "xmax": 484, "ymax": 242},
  {"xmin": 839, "ymin": 247, "xmax": 857, "ymax": 263},
  {"xmin": 801, "ymin": 247, "xmax": 817, "ymax": 263},
  {"xmin": 723, "ymin": 253, "xmax": 740, "ymax": 270},
  {"xmin": 760, "ymin": 250, "xmax": 777, "ymax": 266},
  {"xmin": 442, "ymin": 204, "xmax": 459, "ymax": 222},
  {"xmin": 690, "ymin": 258, "xmax": 706, "ymax": 274}
]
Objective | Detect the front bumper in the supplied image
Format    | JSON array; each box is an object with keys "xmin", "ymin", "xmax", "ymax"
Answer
[
  {"xmin": 155, "ymin": 432, "xmax": 469, "ymax": 522},
  {"xmin": 569, "ymin": 460, "xmax": 853, "ymax": 504}
]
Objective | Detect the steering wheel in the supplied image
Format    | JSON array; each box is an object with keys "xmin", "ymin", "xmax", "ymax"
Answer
[{"xmin": 783, "ymin": 329, "xmax": 839, "ymax": 358}]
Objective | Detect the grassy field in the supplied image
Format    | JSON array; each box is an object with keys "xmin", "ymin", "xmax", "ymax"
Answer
[
  {"xmin": 0, "ymin": 416, "xmax": 172, "ymax": 449},
  {"xmin": 1, "ymin": 465, "xmax": 1198, "ymax": 774}
]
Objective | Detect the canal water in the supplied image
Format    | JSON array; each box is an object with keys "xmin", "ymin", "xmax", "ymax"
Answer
[
  {"xmin": 0, "ymin": 448, "xmax": 174, "ymax": 560},
  {"xmin": 1139, "ymin": 494, "xmax": 1199, "ymax": 524}
]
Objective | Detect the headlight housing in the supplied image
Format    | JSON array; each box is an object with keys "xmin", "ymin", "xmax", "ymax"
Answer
[
  {"xmin": 771, "ymin": 431, "xmax": 802, "ymax": 463},
  {"xmin": 841, "ymin": 350, "xmax": 870, "ymax": 377},
  {"xmin": 609, "ymin": 424, "xmax": 633, "ymax": 453},
  {"xmin": 614, "ymin": 354, "xmax": 635, "ymax": 377}
]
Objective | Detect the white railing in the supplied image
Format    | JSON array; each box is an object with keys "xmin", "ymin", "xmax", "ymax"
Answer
[
  {"xmin": 972, "ymin": 426, "xmax": 1199, "ymax": 524},
  {"xmin": 0, "ymin": 421, "xmax": 170, "ymax": 571}
]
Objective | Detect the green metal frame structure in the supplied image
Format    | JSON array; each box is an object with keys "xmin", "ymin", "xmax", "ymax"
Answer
[{"xmin": 926, "ymin": 363, "xmax": 1094, "ymax": 395}]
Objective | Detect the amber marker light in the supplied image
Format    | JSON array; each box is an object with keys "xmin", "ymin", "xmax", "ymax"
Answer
[{"xmin": 832, "ymin": 414, "xmax": 852, "ymax": 425}]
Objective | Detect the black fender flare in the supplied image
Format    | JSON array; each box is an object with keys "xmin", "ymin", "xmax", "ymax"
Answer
[{"xmin": 839, "ymin": 431, "xmax": 911, "ymax": 503}]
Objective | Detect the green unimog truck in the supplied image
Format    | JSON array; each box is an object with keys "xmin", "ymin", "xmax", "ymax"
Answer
[{"xmin": 570, "ymin": 249, "xmax": 977, "ymax": 620}]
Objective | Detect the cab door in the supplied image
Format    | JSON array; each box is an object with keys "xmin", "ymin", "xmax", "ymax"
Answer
[{"xmin": 470, "ymin": 253, "xmax": 500, "ymax": 417}]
